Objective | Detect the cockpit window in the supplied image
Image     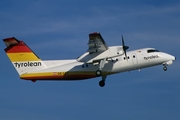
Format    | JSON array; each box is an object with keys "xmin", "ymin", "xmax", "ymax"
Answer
[{"xmin": 147, "ymin": 49, "xmax": 160, "ymax": 53}]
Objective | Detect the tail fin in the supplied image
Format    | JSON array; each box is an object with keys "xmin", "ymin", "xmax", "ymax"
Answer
[{"xmin": 3, "ymin": 37, "xmax": 47, "ymax": 75}]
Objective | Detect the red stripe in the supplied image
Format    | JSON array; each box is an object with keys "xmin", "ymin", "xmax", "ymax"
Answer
[{"xmin": 5, "ymin": 42, "xmax": 32, "ymax": 53}]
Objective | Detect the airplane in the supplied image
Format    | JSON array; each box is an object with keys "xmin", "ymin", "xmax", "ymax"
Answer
[{"xmin": 3, "ymin": 32, "xmax": 176, "ymax": 87}]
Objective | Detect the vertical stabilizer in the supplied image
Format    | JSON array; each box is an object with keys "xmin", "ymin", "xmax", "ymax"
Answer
[{"xmin": 3, "ymin": 37, "xmax": 47, "ymax": 75}]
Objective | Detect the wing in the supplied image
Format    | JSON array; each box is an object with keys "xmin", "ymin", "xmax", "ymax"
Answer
[{"xmin": 87, "ymin": 32, "xmax": 108, "ymax": 54}]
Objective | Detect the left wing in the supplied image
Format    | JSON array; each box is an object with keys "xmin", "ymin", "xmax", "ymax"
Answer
[{"xmin": 87, "ymin": 32, "xmax": 108, "ymax": 54}]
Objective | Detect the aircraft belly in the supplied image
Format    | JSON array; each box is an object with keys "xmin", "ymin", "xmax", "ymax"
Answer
[{"xmin": 20, "ymin": 62, "xmax": 98, "ymax": 80}]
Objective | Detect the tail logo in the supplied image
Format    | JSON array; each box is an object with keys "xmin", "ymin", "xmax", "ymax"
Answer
[{"xmin": 14, "ymin": 62, "xmax": 42, "ymax": 68}]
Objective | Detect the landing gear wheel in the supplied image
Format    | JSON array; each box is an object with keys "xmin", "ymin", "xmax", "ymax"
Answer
[
  {"xmin": 163, "ymin": 66, "xmax": 167, "ymax": 71},
  {"xmin": 99, "ymin": 80, "xmax": 105, "ymax": 87},
  {"xmin": 96, "ymin": 70, "xmax": 102, "ymax": 76}
]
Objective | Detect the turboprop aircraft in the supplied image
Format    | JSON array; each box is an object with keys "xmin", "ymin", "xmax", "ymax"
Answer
[{"xmin": 3, "ymin": 32, "xmax": 176, "ymax": 87}]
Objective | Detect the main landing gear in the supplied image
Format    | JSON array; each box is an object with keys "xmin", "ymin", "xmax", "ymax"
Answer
[
  {"xmin": 96, "ymin": 69, "xmax": 106, "ymax": 87},
  {"xmin": 96, "ymin": 70, "xmax": 102, "ymax": 76},
  {"xmin": 95, "ymin": 59, "xmax": 107, "ymax": 87},
  {"xmin": 99, "ymin": 76, "xmax": 107, "ymax": 87},
  {"xmin": 99, "ymin": 80, "xmax": 105, "ymax": 87}
]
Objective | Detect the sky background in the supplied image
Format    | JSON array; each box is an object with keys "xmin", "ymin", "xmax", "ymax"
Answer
[{"xmin": 0, "ymin": 0, "xmax": 180, "ymax": 120}]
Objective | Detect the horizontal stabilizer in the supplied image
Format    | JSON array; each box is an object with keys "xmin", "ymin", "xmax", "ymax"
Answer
[{"xmin": 3, "ymin": 37, "xmax": 20, "ymax": 47}]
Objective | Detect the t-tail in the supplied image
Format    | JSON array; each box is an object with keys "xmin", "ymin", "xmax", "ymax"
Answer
[{"xmin": 3, "ymin": 37, "xmax": 47, "ymax": 75}]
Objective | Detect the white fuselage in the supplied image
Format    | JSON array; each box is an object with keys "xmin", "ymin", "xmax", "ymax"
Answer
[{"xmin": 32, "ymin": 47, "xmax": 175, "ymax": 80}]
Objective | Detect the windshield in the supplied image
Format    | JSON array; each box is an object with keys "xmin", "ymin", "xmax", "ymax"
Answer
[{"xmin": 147, "ymin": 49, "xmax": 160, "ymax": 53}]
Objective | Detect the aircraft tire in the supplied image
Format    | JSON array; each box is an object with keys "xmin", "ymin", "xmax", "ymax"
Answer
[
  {"xmin": 163, "ymin": 66, "xmax": 167, "ymax": 71},
  {"xmin": 96, "ymin": 70, "xmax": 102, "ymax": 76},
  {"xmin": 99, "ymin": 80, "xmax": 105, "ymax": 87}
]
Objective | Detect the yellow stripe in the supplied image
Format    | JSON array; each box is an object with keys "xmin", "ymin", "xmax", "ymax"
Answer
[
  {"xmin": 7, "ymin": 52, "xmax": 40, "ymax": 62},
  {"xmin": 20, "ymin": 72, "xmax": 53, "ymax": 78}
]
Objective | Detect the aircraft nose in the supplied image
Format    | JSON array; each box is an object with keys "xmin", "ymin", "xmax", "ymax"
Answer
[
  {"xmin": 162, "ymin": 53, "xmax": 176, "ymax": 61},
  {"xmin": 172, "ymin": 55, "xmax": 176, "ymax": 60},
  {"xmin": 169, "ymin": 54, "xmax": 176, "ymax": 61}
]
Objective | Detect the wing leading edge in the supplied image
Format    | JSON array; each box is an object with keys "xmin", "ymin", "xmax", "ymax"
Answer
[{"xmin": 87, "ymin": 32, "xmax": 108, "ymax": 54}]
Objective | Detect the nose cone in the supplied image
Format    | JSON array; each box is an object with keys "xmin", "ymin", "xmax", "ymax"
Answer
[
  {"xmin": 160, "ymin": 53, "xmax": 176, "ymax": 66},
  {"xmin": 170, "ymin": 55, "xmax": 176, "ymax": 61},
  {"xmin": 164, "ymin": 53, "xmax": 176, "ymax": 61},
  {"xmin": 160, "ymin": 52, "xmax": 176, "ymax": 61}
]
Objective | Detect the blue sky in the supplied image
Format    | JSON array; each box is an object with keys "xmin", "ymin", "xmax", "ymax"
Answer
[{"xmin": 0, "ymin": 0, "xmax": 180, "ymax": 120}]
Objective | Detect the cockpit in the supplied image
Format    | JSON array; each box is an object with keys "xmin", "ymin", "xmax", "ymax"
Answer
[{"xmin": 147, "ymin": 49, "xmax": 160, "ymax": 53}]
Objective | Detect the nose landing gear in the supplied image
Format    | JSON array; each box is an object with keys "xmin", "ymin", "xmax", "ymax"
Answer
[
  {"xmin": 163, "ymin": 64, "xmax": 168, "ymax": 71},
  {"xmin": 163, "ymin": 66, "xmax": 167, "ymax": 71}
]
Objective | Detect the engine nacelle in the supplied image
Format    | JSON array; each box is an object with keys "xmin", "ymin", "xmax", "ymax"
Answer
[{"xmin": 77, "ymin": 46, "xmax": 124, "ymax": 63}]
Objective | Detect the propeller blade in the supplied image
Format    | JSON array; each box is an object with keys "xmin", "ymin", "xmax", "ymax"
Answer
[
  {"xmin": 122, "ymin": 35, "xmax": 129, "ymax": 59},
  {"xmin": 122, "ymin": 35, "xmax": 125, "ymax": 46}
]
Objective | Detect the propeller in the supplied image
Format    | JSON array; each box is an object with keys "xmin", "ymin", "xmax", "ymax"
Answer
[{"xmin": 122, "ymin": 35, "xmax": 129, "ymax": 59}]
